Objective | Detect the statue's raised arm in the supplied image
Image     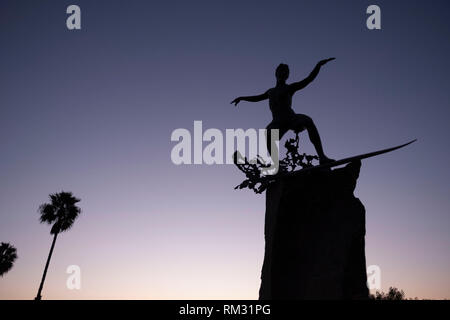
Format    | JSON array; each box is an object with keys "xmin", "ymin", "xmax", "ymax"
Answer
[{"xmin": 289, "ymin": 57, "xmax": 335, "ymax": 94}]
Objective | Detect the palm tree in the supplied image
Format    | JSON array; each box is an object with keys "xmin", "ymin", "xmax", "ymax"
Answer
[
  {"xmin": 0, "ymin": 242, "xmax": 17, "ymax": 277},
  {"xmin": 35, "ymin": 191, "xmax": 81, "ymax": 300}
]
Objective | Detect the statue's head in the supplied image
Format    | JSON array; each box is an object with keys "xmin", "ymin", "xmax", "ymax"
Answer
[{"xmin": 275, "ymin": 63, "xmax": 289, "ymax": 81}]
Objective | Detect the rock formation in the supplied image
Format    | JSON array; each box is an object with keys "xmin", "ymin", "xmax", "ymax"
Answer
[{"xmin": 259, "ymin": 161, "xmax": 369, "ymax": 299}]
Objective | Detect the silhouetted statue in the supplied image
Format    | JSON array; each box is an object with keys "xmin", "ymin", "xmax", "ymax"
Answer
[
  {"xmin": 231, "ymin": 59, "xmax": 415, "ymax": 300},
  {"xmin": 231, "ymin": 58, "xmax": 335, "ymax": 165}
]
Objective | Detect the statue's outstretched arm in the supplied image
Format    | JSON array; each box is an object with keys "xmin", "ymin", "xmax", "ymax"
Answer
[
  {"xmin": 290, "ymin": 58, "xmax": 335, "ymax": 93},
  {"xmin": 231, "ymin": 90, "xmax": 269, "ymax": 106}
]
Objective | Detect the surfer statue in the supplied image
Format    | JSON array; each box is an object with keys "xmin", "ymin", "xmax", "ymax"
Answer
[
  {"xmin": 231, "ymin": 58, "xmax": 336, "ymax": 166},
  {"xmin": 229, "ymin": 58, "xmax": 416, "ymax": 300}
]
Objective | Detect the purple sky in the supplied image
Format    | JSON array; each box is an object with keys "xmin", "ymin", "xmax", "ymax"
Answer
[{"xmin": 0, "ymin": 0, "xmax": 449, "ymax": 299}]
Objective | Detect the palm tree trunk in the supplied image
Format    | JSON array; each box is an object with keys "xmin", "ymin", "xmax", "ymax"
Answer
[{"xmin": 35, "ymin": 232, "xmax": 58, "ymax": 300}]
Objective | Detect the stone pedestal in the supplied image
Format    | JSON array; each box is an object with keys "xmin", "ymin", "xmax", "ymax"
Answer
[{"xmin": 259, "ymin": 161, "xmax": 369, "ymax": 299}]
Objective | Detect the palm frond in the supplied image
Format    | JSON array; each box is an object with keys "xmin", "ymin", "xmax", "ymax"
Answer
[
  {"xmin": 39, "ymin": 191, "xmax": 82, "ymax": 234},
  {"xmin": 38, "ymin": 203, "xmax": 57, "ymax": 224},
  {"xmin": 0, "ymin": 242, "xmax": 18, "ymax": 276}
]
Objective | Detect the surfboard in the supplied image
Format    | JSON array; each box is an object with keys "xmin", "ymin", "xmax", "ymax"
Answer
[
  {"xmin": 234, "ymin": 139, "xmax": 417, "ymax": 193},
  {"xmin": 260, "ymin": 139, "xmax": 417, "ymax": 182}
]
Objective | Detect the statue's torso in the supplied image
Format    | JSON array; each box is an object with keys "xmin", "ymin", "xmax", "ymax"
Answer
[{"xmin": 268, "ymin": 84, "xmax": 295, "ymax": 120}]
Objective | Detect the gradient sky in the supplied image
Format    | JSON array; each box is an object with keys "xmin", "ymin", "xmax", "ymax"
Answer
[{"xmin": 0, "ymin": 0, "xmax": 449, "ymax": 299}]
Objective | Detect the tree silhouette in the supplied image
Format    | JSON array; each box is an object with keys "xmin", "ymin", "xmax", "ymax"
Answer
[
  {"xmin": 0, "ymin": 242, "xmax": 17, "ymax": 277},
  {"xmin": 35, "ymin": 191, "xmax": 81, "ymax": 300},
  {"xmin": 370, "ymin": 287, "xmax": 406, "ymax": 300}
]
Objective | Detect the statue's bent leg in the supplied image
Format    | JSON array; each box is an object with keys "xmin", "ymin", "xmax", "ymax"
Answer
[
  {"xmin": 294, "ymin": 114, "xmax": 333, "ymax": 163},
  {"xmin": 265, "ymin": 121, "xmax": 287, "ymax": 172}
]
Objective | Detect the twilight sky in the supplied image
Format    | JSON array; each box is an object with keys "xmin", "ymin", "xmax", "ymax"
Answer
[{"xmin": 0, "ymin": 0, "xmax": 449, "ymax": 299}]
